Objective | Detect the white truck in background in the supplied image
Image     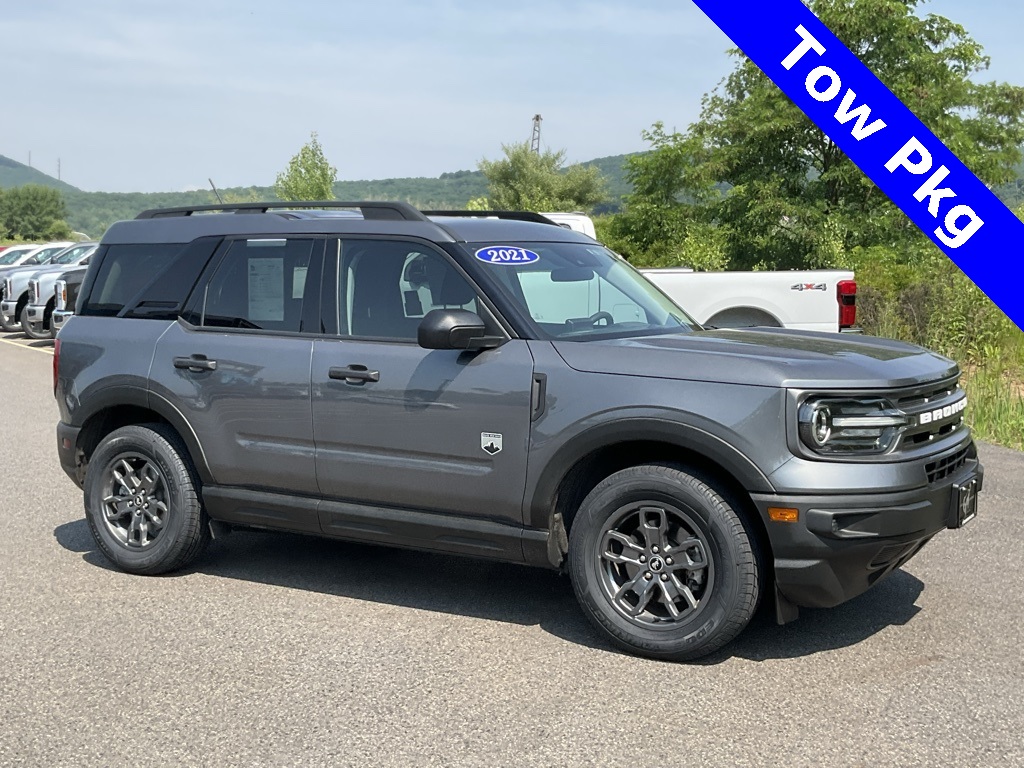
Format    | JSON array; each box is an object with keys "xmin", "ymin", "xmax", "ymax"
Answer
[
  {"xmin": 541, "ymin": 212, "xmax": 858, "ymax": 334},
  {"xmin": 642, "ymin": 268, "xmax": 858, "ymax": 333},
  {"xmin": 540, "ymin": 212, "xmax": 598, "ymax": 239}
]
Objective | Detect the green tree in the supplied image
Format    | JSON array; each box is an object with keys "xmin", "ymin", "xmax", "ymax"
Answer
[
  {"xmin": 0, "ymin": 184, "xmax": 72, "ymax": 240},
  {"xmin": 617, "ymin": 0, "xmax": 1024, "ymax": 270},
  {"xmin": 478, "ymin": 141, "xmax": 607, "ymax": 212},
  {"xmin": 274, "ymin": 132, "xmax": 338, "ymax": 201}
]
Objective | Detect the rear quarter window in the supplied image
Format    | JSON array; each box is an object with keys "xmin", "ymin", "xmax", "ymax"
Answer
[{"xmin": 79, "ymin": 239, "xmax": 220, "ymax": 318}]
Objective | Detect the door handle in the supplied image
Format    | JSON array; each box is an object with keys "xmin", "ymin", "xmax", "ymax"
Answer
[
  {"xmin": 173, "ymin": 355, "xmax": 218, "ymax": 372},
  {"xmin": 329, "ymin": 365, "xmax": 380, "ymax": 384}
]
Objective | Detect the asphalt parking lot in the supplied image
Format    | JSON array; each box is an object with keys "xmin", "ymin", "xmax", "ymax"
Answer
[{"xmin": 1, "ymin": 330, "xmax": 1022, "ymax": 767}]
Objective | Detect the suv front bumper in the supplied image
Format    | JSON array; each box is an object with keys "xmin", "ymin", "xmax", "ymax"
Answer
[{"xmin": 752, "ymin": 456, "xmax": 983, "ymax": 614}]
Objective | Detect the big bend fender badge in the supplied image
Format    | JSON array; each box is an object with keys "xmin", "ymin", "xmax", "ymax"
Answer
[{"xmin": 481, "ymin": 432, "xmax": 503, "ymax": 456}]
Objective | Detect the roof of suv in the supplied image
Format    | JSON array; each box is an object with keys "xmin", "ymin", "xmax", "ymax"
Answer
[{"xmin": 101, "ymin": 203, "xmax": 595, "ymax": 246}]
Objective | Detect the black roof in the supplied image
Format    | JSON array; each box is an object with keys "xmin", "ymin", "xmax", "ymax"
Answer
[
  {"xmin": 101, "ymin": 203, "xmax": 595, "ymax": 246},
  {"xmin": 428, "ymin": 216, "xmax": 589, "ymax": 244}
]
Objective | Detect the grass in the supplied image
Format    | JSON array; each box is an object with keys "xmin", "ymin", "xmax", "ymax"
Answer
[
  {"xmin": 959, "ymin": 333, "xmax": 1024, "ymax": 451},
  {"xmin": 856, "ymin": 264, "xmax": 1024, "ymax": 452}
]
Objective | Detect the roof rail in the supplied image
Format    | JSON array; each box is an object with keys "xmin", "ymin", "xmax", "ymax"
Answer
[
  {"xmin": 421, "ymin": 210, "xmax": 558, "ymax": 226},
  {"xmin": 135, "ymin": 201, "xmax": 429, "ymax": 222}
]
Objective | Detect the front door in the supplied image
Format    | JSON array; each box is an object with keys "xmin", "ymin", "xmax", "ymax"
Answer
[{"xmin": 311, "ymin": 238, "xmax": 534, "ymax": 526}]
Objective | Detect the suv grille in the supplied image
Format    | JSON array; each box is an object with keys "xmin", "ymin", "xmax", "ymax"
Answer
[
  {"xmin": 67, "ymin": 281, "xmax": 80, "ymax": 311},
  {"xmin": 894, "ymin": 381, "xmax": 957, "ymax": 410},
  {"xmin": 894, "ymin": 376, "xmax": 966, "ymax": 451},
  {"xmin": 926, "ymin": 446, "xmax": 970, "ymax": 484}
]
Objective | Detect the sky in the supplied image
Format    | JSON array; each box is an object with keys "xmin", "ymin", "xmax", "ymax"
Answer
[{"xmin": 3, "ymin": 0, "xmax": 1023, "ymax": 194}]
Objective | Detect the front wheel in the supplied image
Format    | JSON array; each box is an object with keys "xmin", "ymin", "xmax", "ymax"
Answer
[
  {"xmin": 21, "ymin": 306, "xmax": 49, "ymax": 340},
  {"xmin": 568, "ymin": 464, "xmax": 760, "ymax": 661},
  {"xmin": 84, "ymin": 424, "xmax": 210, "ymax": 575}
]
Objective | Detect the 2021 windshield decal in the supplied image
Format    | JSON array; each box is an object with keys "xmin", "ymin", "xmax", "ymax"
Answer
[{"xmin": 474, "ymin": 246, "xmax": 540, "ymax": 265}]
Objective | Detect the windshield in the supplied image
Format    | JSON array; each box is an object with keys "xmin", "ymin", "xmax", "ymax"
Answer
[
  {"xmin": 52, "ymin": 244, "xmax": 93, "ymax": 265},
  {"xmin": 470, "ymin": 241, "xmax": 699, "ymax": 340},
  {"xmin": 0, "ymin": 247, "xmax": 32, "ymax": 265},
  {"xmin": 26, "ymin": 246, "xmax": 65, "ymax": 265}
]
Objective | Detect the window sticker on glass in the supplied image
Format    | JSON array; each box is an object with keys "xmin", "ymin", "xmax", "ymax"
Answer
[
  {"xmin": 292, "ymin": 266, "xmax": 307, "ymax": 299},
  {"xmin": 248, "ymin": 258, "xmax": 284, "ymax": 321},
  {"xmin": 474, "ymin": 246, "xmax": 540, "ymax": 265}
]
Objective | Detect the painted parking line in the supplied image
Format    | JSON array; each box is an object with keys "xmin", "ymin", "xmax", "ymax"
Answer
[{"xmin": 0, "ymin": 336, "xmax": 54, "ymax": 355}]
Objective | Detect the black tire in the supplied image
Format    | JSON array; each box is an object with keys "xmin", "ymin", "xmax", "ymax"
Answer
[
  {"xmin": 568, "ymin": 464, "xmax": 760, "ymax": 661},
  {"xmin": 84, "ymin": 423, "xmax": 210, "ymax": 575},
  {"xmin": 20, "ymin": 306, "xmax": 49, "ymax": 340}
]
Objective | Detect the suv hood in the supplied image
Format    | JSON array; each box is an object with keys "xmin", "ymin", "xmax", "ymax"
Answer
[{"xmin": 552, "ymin": 328, "xmax": 958, "ymax": 390}]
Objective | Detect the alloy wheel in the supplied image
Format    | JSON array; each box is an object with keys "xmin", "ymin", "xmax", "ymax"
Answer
[
  {"xmin": 598, "ymin": 503, "xmax": 715, "ymax": 626},
  {"xmin": 100, "ymin": 453, "xmax": 170, "ymax": 549}
]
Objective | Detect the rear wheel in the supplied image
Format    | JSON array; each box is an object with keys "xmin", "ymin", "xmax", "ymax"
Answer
[
  {"xmin": 21, "ymin": 306, "xmax": 49, "ymax": 340},
  {"xmin": 568, "ymin": 464, "xmax": 760, "ymax": 661},
  {"xmin": 84, "ymin": 424, "xmax": 210, "ymax": 575}
]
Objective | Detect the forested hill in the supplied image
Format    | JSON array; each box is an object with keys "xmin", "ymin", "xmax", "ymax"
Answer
[
  {"xmin": 0, "ymin": 152, "xmax": 636, "ymax": 238},
  {"xmin": 14, "ymin": 144, "xmax": 1017, "ymax": 239},
  {"xmin": 0, "ymin": 155, "xmax": 80, "ymax": 194}
]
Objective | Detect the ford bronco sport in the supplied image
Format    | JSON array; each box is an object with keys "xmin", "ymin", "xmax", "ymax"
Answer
[{"xmin": 54, "ymin": 202, "xmax": 982, "ymax": 661}]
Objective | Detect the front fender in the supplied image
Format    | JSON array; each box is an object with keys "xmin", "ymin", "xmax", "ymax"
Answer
[{"xmin": 526, "ymin": 412, "xmax": 776, "ymax": 530}]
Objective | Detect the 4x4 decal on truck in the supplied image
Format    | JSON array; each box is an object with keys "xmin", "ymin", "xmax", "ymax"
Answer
[{"xmin": 791, "ymin": 283, "xmax": 827, "ymax": 292}]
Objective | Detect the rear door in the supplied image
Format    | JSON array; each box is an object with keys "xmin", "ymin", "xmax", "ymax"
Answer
[
  {"xmin": 310, "ymin": 238, "xmax": 535, "ymax": 527},
  {"xmin": 152, "ymin": 236, "xmax": 324, "ymax": 497}
]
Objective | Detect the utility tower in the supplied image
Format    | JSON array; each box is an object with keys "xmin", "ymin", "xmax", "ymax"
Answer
[{"xmin": 530, "ymin": 114, "xmax": 542, "ymax": 154}]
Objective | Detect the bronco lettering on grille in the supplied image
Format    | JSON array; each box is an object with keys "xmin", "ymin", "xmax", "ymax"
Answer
[{"xmin": 918, "ymin": 397, "xmax": 967, "ymax": 426}]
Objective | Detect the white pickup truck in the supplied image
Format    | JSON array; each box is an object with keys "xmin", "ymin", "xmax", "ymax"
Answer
[
  {"xmin": 642, "ymin": 268, "xmax": 858, "ymax": 333},
  {"xmin": 541, "ymin": 213, "xmax": 857, "ymax": 334}
]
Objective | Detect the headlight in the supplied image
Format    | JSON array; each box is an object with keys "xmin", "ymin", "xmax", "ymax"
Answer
[
  {"xmin": 55, "ymin": 281, "xmax": 66, "ymax": 310},
  {"xmin": 798, "ymin": 397, "xmax": 909, "ymax": 455},
  {"xmin": 2, "ymin": 278, "xmax": 10, "ymax": 298}
]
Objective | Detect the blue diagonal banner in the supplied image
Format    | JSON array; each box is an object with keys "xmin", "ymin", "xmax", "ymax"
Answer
[{"xmin": 691, "ymin": 0, "xmax": 1024, "ymax": 331}]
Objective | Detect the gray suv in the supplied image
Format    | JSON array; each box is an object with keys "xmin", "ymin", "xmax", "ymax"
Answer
[{"xmin": 54, "ymin": 202, "xmax": 982, "ymax": 661}]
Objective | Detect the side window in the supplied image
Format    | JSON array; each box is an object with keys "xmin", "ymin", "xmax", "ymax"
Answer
[
  {"xmin": 200, "ymin": 238, "xmax": 317, "ymax": 332},
  {"xmin": 339, "ymin": 240, "xmax": 480, "ymax": 341},
  {"xmin": 80, "ymin": 243, "xmax": 186, "ymax": 317}
]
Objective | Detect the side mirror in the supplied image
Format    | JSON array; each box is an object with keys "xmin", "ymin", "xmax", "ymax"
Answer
[{"xmin": 418, "ymin": 309, "xmax": 502, "ymax": 351}]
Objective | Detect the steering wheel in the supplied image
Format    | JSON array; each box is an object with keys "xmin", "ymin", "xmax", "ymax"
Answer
[{"xmin": 565, "ymin": 311, "xmax": 614, "ymax": 330}]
